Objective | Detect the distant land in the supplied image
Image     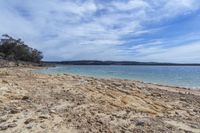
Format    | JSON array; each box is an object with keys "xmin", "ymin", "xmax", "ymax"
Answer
[{"xmin": 43, "ymin": 60, "xmax": 200, "ymax": 66}]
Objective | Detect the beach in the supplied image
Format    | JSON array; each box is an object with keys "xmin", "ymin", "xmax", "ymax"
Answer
[{"xmin": 0, "ymin": 67, "xmax": 200, "ymax": 133}]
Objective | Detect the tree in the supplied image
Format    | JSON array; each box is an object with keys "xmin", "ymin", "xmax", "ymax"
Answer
[{"xmin": 0, "ymin": 34, "xmax": 43, "ymax": 63}]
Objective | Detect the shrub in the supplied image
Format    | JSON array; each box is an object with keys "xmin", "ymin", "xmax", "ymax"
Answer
[{"xmin": 0, "ymin": 34, "xmax": 43, "ymax": 63}]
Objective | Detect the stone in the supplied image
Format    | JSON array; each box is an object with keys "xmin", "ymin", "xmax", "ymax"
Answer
[
  {"xmin": 10, "ymin": 108, "xmax": 19, "ymax": 114},
  {"xmin": 8, "ymin": 123, "xmax": 17, "ymax": 128},
  {"xmin": 0, "ymin": 116, "xmax": 8, "ymax": 123},
  {"xmin": 49, "ymin": 109, "xmax": 56, "ymax": 114},
  {"xmin": 135, "ymin": 121, "xmax": 145, "ymax": 126},
  {"xmin": 193, "ymin": 109, "xmax": 199, "ymax": 113},
  {"xmin": 0, "ymin": 123, "xmax": 17, "ymax": 130},
  {"xmin": 24, "ymin": 118, "xmax": 35, "ymax": 124},
  {"xmin": 135, "ymin": 118, "xmax": 151, "ymax": 127},
  {"xmin": 190, "ymin": 124, "xmax": 198, "ymax": 129},
  {"xmin": 40, "ymin": 124, "xmax": 46, "ymax": 129},
  {"xmin": 10, "ymin": 108, "xmax": 20, "ymax": 114},
  {"xmin": 151, "ymin": 93, "xmax": 161, "ymax": 97},
  {"xmin": 2, "ymin": 80, "xmax": 9, "ymax": 84},
  {"xmin": 0, "ymin": 125, "xmax": 8, "ymax": 130},
  {"xmin": 26, "ymin": 124, "xmax": 33, "ymax": 129},
  {"xmin": 39, "ymin": 115, "xmax": 50, "ymax": 119},
  {"xmin": 21, "ymin": 96, "xmax": 30, "ymax": 101},
  {"xmin": 12, "ymin": 120, "xmax": 17, "ymax": 122},
  {"xmin": 180, "ymin": 97, "xmax": 187, "ymax": 102}
]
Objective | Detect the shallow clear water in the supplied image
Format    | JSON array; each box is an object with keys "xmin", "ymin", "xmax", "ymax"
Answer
[{"xmin": 35, "ymin": 65, "xmax": 200, "ymax": 89}]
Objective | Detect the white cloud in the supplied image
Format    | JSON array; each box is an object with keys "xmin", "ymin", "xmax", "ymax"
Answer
[
  {"xmin": 111, "ymin": 0, "xmax": 149, "ymax": 11},
  {"xmin": 0, "ymin": 0, "xmax": 200, "ymax": 62},
  {"xmin": 130, "ymin": 39, "xmax": 200, "ymax": 63}
]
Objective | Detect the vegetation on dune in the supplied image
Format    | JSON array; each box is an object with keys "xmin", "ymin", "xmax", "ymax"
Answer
[{"xmin": 0, "ymin": 34, "xmax": 43, "ymax": 63}]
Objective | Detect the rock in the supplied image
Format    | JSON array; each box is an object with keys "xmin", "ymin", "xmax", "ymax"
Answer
[
  {"xmin": 151, "ymin": 93, "xmax": 161, "ymax": 97},
  {"xmin": 166, "ymin": 125, "xmax": 173, "ymax": 129},
  {"xmin": 21, "ymin": 96, "xmax": 30, "ymax": 101},
  {"xmin": 0, "ymin": 123, "xmax": 17, "ymax": 130},
  {"xmin": 0, "ymin": 125, "xmax": 8, "ymax": 130},
  {"xmin": 112, "ymin": 82, "xmax": 121, "ymax": 87},
  {"xmin": 180, "ymin": 97, "xmax": 187, "ymax": 102},
  {"xmin": 37, "ymin": 108, "xmax": 49, "ymax": 114},
  {"xmin": 190, "ymin": 124, "xmax": 198, "ymax": 129},
  {"xmin": 8, "ymin": 62, "xmax": 16, "ymax": 67},
  {"xmin": 24, "ymin": 118, "xmax": 35, "ymax": 124},
  {"xmin": 10, "ymin": 108, "xmax": 20, "ymax": 114},
  {"xmin": 26, "ymin": 124, "xmax": 33, "ymax": 129},
  {"xmin": 12, "ymin": 120, "xmax": 17, "ymax": 122},
  {"xmin": 193, "ymin": 109, "xmax": 199, "ymax": 113},
  {"xmin": 39, "ymin": 115, "xmax": 50, "ymax": 119},
  {"xmin": 49, "ymin": 109, "xmax": 56, "ymax": 114},
  {"xmin": 0, "ymin": 116, "xmax": 8, "ymax": 123},
  {"xmin": 135, "ymin": 121, "xmax": 145, "ymax": 126},
  {"xmin": 40, "ymin": 124, "xmax": 46, "ymax": 129},
  {"xmin": 188, "ymin": 112, "xmax": 196, "ymax": 116},
  {"xmin": 2, "ymin": 80, "xmax": 9, "ymax": 84},
  {"xmin": 135, "ymin": 118, "xmax": 151, "ymax": 127},
  {"xmin": 8, "ymin": 123, "xmax": 17, "ymax": 128},
  {"xmin": 16, "ymin": 115, "xmax": 23, "ymax": 119}
]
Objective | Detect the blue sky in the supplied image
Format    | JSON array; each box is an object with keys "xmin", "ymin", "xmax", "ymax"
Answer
[{"xmin": 0, "ymin": 0, "xmax": 200, "ymax": 63}]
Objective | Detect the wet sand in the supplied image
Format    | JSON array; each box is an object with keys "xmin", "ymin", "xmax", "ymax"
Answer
[{"xmin": 0, "ymin": 67, "xmax": 200, "ymax": 133}]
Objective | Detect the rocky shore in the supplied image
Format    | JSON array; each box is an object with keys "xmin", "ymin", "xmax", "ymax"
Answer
[
  {"xmin": 0, "ymin": 59, "xmax": 44, "ymax": 68},
  {"xmin": 0, "ymin": 67, "xmax": 200, "ymax": 133}
]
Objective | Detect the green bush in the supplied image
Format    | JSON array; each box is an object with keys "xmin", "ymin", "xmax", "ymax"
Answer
[
  {"xmin": 0, "ymin": 52, "xmax": 5, "ymax": 58},
  {"xmin": 0, "ymin": 34, "xmax": 43, "ymax": 63}
]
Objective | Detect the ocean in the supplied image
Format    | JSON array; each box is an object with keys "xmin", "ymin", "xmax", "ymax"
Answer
[{"xmin": 35, "ymin": 65, "xmax": 200, "ymax": 89}]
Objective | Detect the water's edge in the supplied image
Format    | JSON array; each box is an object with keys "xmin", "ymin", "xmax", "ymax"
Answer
[{"xmin": 34, "ymin": 65, "xmax": 200, "ymax": 89}]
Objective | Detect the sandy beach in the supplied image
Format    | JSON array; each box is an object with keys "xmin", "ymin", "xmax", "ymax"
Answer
[{"xmin": 0, "ymin": 67, "xmax": 200, "ymax": 133}]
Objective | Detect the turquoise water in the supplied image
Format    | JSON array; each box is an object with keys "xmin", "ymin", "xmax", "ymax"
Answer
[{"xmin": 35, "ymin": 65, "xmax": 200, "ymax": 89}]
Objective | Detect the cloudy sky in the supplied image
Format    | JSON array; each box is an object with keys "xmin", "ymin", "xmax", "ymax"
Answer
[{"xmin": 0, "ymin": 0, "xmax": 200, "ymax": 63}]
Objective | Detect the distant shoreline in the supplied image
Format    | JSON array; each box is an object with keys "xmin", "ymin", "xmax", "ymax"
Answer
[{"xmin": 43, "ymin": 60, "xmax": 200, "ymax": 66}]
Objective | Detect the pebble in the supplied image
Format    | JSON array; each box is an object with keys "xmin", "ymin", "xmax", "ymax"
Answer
[
  {"xmin": 0, "ymin": 116, "xmax": 8, "ymax": 123},
  {"xmin": 190, "ymin": 124, "xmax": 198, "ymax": 129},
  {"xmin": 0, "ymin": 123, "xmax": 17, "ymax": 130},
  {"xmin": 49, "ymin": 109, "xmax": 56, "ymax": 114},
  {"xmin": 180, "ymin": 97, "xmax": 187, "ymax": 102},
  {"xmin": 26, "ymin": 124, "xmax": 33, "ymax": 129},
  {"xmin": 0, "ymin": 125, "xmax": 8, "ymax": 130},
  {"xmin": 39, "ymin": 115, "xmax": 50, "ymax": 119},
  {"xmin": 21, "ymin": 96, "xmax": 30, "ymax": 101},
  {"xmin": 135, "ymin": 118, "xmax": 151, "ymax": 127},
  {"xmin": 10, "ymin": 108, "xmax": 20, "ymax": 114},
  {"xmin": 40, "ymin": 124, "xmax": 46, "ymax": 129},
  {"xmin": 24, "ymin": 118, "xmax": 35, "ymax": 124},
  {"xmin": 193, "ymin": 109, "xmax": 199, "ymax": 113},
  {"xmin": 12, "ymin": 120, "xmax": 17, "ymax": 122},
  {"xmin": 135, "ymin": 121, "xmax": 145, "ymax": 126},
  {"xmin": 151, "ymin": 93, "xmax": 161, "ymax": 97},
  {"xmin": 2, "ymin": 80, "xmax": 9, "ymax": 84},
  {"xmin": 8, "ymin": 123, "xmax": 17, "ymax": 128}
]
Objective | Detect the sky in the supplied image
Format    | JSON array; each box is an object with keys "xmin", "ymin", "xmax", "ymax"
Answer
[{"xmin": 0, "ymin": 0, "xmax": 200, "ymax": 63}]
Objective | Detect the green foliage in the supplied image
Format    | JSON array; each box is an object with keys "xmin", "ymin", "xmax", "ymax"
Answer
[
  {"xmin": 0, "ymin": 34, "xmax": 43, "ymax": 63},
  {"xmin": 0, "ymin": 52, "xmax": 5, "ymax": 58}
]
